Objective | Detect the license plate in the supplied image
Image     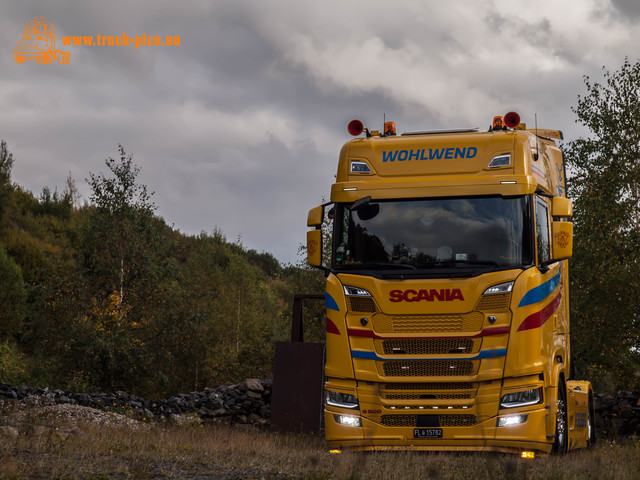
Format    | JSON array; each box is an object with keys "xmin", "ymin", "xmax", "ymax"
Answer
[{"xmin": 414, "ymin": 428, "xmax": 443, "ymax": 438}]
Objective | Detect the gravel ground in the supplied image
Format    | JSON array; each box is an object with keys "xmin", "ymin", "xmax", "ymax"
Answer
[{"xmin": 0, "ymin": 401, "xmax": 305, "ymax": 479}]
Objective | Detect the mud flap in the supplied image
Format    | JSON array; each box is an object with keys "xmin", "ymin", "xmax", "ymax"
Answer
[{"xmin": 566, "ymin": 380, "xmax": 592, "ymax": 450}]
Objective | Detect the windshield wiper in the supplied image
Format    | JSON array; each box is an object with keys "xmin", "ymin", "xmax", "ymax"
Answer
[
  {"xmin": 336, "ymin": 262, "xmax": 417, "ymax": 270},
  {"xmin": 419, "ymin": 260, "xmax": 500, "ymax": 267}
]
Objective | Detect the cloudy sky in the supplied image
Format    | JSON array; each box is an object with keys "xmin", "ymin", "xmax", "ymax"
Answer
[{"xmin": 1, "ymin": 0, "xmax": 638, "ymax": 264}]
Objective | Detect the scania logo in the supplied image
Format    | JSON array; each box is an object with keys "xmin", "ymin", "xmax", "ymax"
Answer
[{"xmin": 389, "ymin": 288, "xmax": 465, "ymax": 302}]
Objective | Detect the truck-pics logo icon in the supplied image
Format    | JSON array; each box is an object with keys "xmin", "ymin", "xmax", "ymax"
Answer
[{"xmin": 14, "ymin": 17, "xmax": 70, "ymax": 64}]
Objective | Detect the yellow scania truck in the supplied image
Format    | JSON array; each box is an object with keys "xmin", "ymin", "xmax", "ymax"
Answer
[{"xmin": 306, "ymin": 113, "xmax": 595, "ymax": 456}]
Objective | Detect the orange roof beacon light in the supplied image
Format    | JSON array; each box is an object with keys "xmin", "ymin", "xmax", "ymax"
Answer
[
  {"xmin": 384, "ymin": 121, "xmax": 397, "ymax": 136},
  {"xmin": 347, "ymin": 119, "xmax": 365, "ymax": 136},
  {"xmin": 492, "ymin": 116, "xmax": 505, "ymax": 131},
  {"xmin": 504, "ymin": 111, "xmax": 521, "ymax": 128}
]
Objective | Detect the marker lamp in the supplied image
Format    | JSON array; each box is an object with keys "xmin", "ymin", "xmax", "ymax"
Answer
[
  {"xmin": 350, "ymin": 161, "xmax": 372, "ymax": 173},
  {"xmin": 343, "ymin": 285, "xmax": 372, "ymax": 297},
  {"xmin": 326, "ymin": 390, "xmax": 359, "ymax": 409},
  {"xmin": 497, "ymin": 414, "xmax": 528, "ymax": 427},
  {"xmin": 488, "ymin": 154, "xmax": 511, "ymax": 168},
  {"xmin": 483, "ymin": 281, "xmax": 514, "ymax": 295},
  {"xmin": 333, "ymin": 414, "xmax": 362, "ymax": 427},
  {"xmin": 500, "ymin": 387, "xmax": 542, "ymax": 409}
]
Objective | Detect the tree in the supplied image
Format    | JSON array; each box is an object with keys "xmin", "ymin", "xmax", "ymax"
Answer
[
  {"xmin": 0, "ymin": 140, "xmax": 13, "ymax": 186},
  {"xmin": 81, "ymin": 145, "xmax": 165, "ymax": 391},
  {"xmin": 563, "ymin": 58, "xmax": 640, "ymax": 390},
  {"xmin": 85, "ymin": 145, "xmax": 156, "ymax": 331},
  {"xmin": 0, "ymin": 140, "xmax": 15, "ymax": 224}
]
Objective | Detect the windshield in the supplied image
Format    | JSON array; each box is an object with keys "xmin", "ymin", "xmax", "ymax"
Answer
[{"xmin": 333, "ymin": 196, "xmax": 533, "ymax": 272}]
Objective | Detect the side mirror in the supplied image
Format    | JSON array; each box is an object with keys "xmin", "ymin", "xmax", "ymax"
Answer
[
  {"xmin": 307, "ymin": 205, "xmax": 324, "ymax": 227},
  {"xmin": 307, "ymin": 206, "xmax": 324, "ymax": 267},
  {"xmin": 307, "ymin": 230, "xmax": 322, "ymax": 267},
  {"xmin": 552, "ymin": 197, "xmax": 573, "ymax": 218},
  {"xmin": 551, "ymin": 221, "xmax": 573, "ymax": 260}
]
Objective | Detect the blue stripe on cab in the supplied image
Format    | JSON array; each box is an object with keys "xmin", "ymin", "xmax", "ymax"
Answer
[
  {"xmin": 325, "ymin": 292, "xmax": 340, "ymax": 312},
  {"xmin": 518, "ymin": 268, "xmax": 561, "ymax": 308}
]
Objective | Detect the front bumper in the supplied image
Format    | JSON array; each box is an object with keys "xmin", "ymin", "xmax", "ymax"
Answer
[{"xmin": 325, "ymin": 403, "xmax": 552, "ymax": 455}]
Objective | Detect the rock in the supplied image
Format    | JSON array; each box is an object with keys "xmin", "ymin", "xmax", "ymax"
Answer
[{"xmin": 240, "ymin": 379, "xmax": 265, "ymax": 392}]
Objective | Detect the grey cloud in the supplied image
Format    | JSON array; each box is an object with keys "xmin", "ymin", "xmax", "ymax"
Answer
[{"xmin": 610, "ymin": 0, "xmax": 640, "ymax": 19}]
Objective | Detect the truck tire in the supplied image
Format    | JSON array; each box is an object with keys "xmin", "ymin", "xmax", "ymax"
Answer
[
  {"xmin": 553, "ymin": 378, "xmax": 568, "ymax": 454},
  {"xmin": 587, "ymin": 391, "xmax": 596, "ymax": 447}
]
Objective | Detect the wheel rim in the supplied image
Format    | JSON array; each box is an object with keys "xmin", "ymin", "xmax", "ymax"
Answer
[{"xmin": 556, "ymin": 397, "xmax": 567, "ymax": 449}]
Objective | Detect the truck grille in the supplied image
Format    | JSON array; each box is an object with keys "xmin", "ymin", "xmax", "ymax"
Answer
[
  {"xmin": 380, "ymin": 382, "xmax": 478, "ymax": 400},
  {"xmin": 376, "ymin": 360, "xmax": 480, "ymax": 377},
  {"xmin": 348, "ymin": 297, "xmax": 378, "ymax": 313},
  {"xmin": 375, "ymin": 338, "xmax": 481, "ymax": 356},
  {"xmin": 372, "ymin": 312, "xmax": 484, "ymax": 333},
  {"xmin": 475, "ymin": 293, "xmax": 511, "ymax": 312},
  {"xmin": 380, "ymin": 414, "xmax": 477, "ymax": 428}
]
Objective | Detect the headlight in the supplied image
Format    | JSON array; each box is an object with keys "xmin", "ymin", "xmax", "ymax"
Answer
[
  {"xmin": 333, "ymin": 414, "xmax": 362, "ymax": 427},
  {"xmin": 343, "ymin": 285, "xmax": 372, "ymax": 297},
  {"xmin": 500, "ymin": 387, "xmax": 542, "ymax": 409},
  {"xmin": 326, "ymin": 390, "xmax": 359, "ymax": 409},
  {"xmin": 497, "ymin": 414, "xmax": 528, "ymax": 427},
  {"xmin": 483, "ymin": 281, "xmax": 514, "ymax": 295}
]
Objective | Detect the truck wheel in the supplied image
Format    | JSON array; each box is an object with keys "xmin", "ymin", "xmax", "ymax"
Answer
[
  {"xmin": 57, "ymin": 52, "xmax": 70, "ymax": 64},
  {"xmin": 587, "ymin": 392, "xmax": 596, "ymax": 447},
  {"xmin": 553, "ymin": 379, "xmax": 568, "ymax": 454},
  {"xmin": 13, "ymin": 53, "xmax": 24, "ymax": 63},
  {"xmin": 40, "ymin": 52, "xmax": 52, "ymax": 64}
]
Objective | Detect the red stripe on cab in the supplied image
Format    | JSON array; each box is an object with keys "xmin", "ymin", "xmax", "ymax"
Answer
[
  {"xmin": 326, "ymin": 318, "xmax": 341, "ymax": 335},
  {"xmin": 517, "ymin": 288, "xmax": 562, "ymax": 332}
]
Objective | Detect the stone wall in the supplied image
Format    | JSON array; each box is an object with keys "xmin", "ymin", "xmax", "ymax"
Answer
[{"xmin": 0, "ymin": 379, "xmax": 271, "ymax": 426}]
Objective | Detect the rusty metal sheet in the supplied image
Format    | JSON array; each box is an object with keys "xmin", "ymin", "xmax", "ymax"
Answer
[{"xmin": 271, "ymin": 341, "xmax": 325, "ymax": 433}]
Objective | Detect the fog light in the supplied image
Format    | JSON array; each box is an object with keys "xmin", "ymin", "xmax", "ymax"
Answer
[
  {"xmin": 498, "ymin": 414, "xmax": 528, "ymax": 427},
  {"xmin": 334, "ymin": 414, "xmax": 362, "ymax": 427},
  {"xmin": 521, "ymin": 451, "xmax": 535, "ymax": 459},
  {"xmin": 326, "ymin": 390, "xmax": 359, "ymax": 409}
]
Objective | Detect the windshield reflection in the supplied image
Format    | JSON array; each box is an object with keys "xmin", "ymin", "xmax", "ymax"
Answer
[{"xmin": 333, "ymin": 196, "xmax": 532, "ymax": 270}]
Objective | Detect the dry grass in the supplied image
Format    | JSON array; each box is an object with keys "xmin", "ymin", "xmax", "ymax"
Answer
[{"xmin": 0, "ymin": 404, "xmax": 639, "ymax": 479}]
